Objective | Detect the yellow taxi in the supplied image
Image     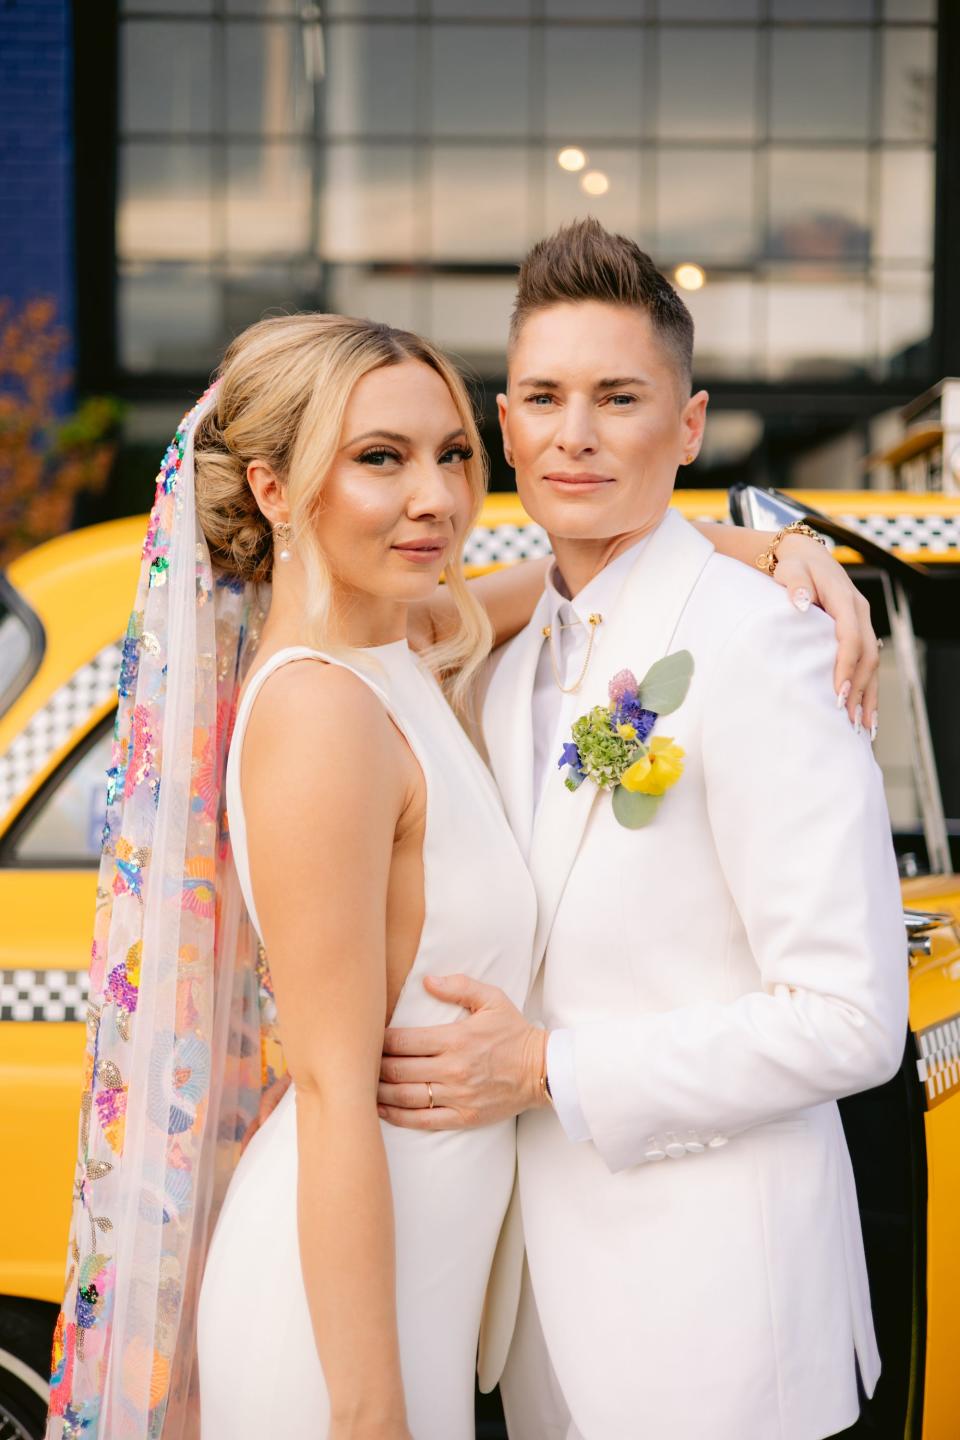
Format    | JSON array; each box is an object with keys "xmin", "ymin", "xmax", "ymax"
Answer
[{"xmin": 1, "ymin": 493, "xmax": 958, "ymax": 1440}]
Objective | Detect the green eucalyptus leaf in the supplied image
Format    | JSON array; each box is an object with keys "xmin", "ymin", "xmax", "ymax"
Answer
[
  {"xmin": 637, "ymin": 650, "xmax": 694, "ymax": 716},
  {"xmin": 611, "ymin": 786, "xmax": 662, "ymax": 830}
]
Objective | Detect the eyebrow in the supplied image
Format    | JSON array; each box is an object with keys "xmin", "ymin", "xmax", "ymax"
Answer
[
  {"xmin": 344, "ymin": 426, "xmax": 467, "ymax": 447},
  {"xmin": 515, "ymin": 376, "xmax": 651, "ymax": 391}
]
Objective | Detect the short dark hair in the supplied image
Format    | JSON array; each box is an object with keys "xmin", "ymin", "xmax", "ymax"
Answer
[{"xmin": 509, "ymin": 218, "xmax": 694, "ymax": 393}]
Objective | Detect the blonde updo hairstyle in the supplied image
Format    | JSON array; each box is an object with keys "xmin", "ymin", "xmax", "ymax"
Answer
[{"xmin": 194, "ymin": 313, "xmax": 493, "ymax": 710}]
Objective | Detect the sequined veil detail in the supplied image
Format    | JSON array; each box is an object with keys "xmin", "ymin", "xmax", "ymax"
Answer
[{"xmin": 45, "ymin": 386, "xmax": 286, "ymax": 1440}]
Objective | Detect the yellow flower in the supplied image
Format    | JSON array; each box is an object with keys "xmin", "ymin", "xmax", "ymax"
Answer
[
  {"xmin": 616, "ymin": 722, "xmax": 636, "ymax": 740},
  {"xmin": 621, "ymin": 736, "xmax": 685, "ymax": 796}
]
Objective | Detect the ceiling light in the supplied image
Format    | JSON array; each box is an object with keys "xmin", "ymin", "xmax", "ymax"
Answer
[
  {"xmin": 557, "ymin": 147, "xmax": 587, "ymax": 172},
  {"xmin": 674, "ymin": 263, "xmax": 706, "ymax": 291},
  {"xmin": 580, "ymin": 170, "xmax": 610, "ymax": 197}
]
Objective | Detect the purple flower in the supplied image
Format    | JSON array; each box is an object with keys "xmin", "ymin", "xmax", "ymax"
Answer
[
  {"xmin": 614, "ymin": 696, "xmax": 658, "ymax": 742},
  {"xmin": 558, "ymin": 741, "xmax": 583, "ymax": 773},
  {"xmin": 608, "ymin": 669, "xmax": 639, "ymax": 705}
]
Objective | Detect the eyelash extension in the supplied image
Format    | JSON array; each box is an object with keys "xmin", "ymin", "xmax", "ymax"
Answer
[
  {"xmin": 441, "ymin": 444, "xmax": 474, "ymax": 462},
  {"xmin": 357, "ymin": 447, "xmax": 401, "ymax": 465}
]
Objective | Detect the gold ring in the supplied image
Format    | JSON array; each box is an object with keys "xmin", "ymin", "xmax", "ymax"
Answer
[{"xmin": 426, "ymin": 1082, "xmax": 434, "ymax": 1110}]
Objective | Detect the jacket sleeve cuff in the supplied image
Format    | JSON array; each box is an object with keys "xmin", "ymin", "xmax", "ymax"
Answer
[{"xmin": 546, "ymin": 1028, "xmax": 592, "ymax": 1143}]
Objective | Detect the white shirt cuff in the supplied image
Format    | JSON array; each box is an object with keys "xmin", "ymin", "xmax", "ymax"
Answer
[{"xmin": 546, "ymin": 1028, "xmax": 591, "ymax": 1143}]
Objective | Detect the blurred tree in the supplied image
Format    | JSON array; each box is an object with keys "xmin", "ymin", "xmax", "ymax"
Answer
[{"xmin": 0, "ymin": 297, "xmax": 123, "ymax": 566}]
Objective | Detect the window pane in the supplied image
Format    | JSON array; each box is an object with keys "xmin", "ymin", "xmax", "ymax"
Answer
[
  {"xmin": 876, "ymin": 268, "xmax": 932, "ymax": 377},
  {"xmin": 118, "ymin": 143, "xmax": 216, "ymax": 261},
  {"xmin": 545, "ymin": 147, "xmax": 642, "ymax": 242},
  {"xmin": 877, "ymin": 148, "xmax": 933, "ymax": 262},
  {"xmin": 655, "ymin": 0, "xmax": 759, "ymax": 15},
  {"xmin": 328, "ymin": 267, "xmax": 426, "ymax": 334},
  {"xmin": 226, "ymin": 145, "xmax": 313, "ymax": 257},
  {"xmin": 882, "ymin": 27, "xmax": 936, "ymax": 141},
  {"xmin": 428, "ymin": 276, "xmax": 517, "ymax": 361},
  {"xmin": 13, "ymin": 730, "xmax": 114, "ymax": 865},
  {"xmin": 770, "ymin": 29, "xmax": 871, "ymax": 140},
  {"xmin": 771, "ymin": 0, "xmax": 873, "ymax": 16},
  {"xmin": 228, "ymin": 0, "xmax": 416, "ymax": 11},
  {"xmin": 546, "ymin": 0, "xmax": 646, "ymax": 13},
  {"xmin": 321, "ymin": 145, "xmax": 418, "ymax": 261},
  {"xmin": 124, "ymin": 0, "xmax": 213, "ymax": 11},
  {"xmin": 883, "ymin": 0, "xmax": 935, "ymax": 17},
  {"xmin": 767, "ymin": 149, "xmax": 870, "ymax": 262},
  {"xmin": 545, "ymin": 28, "xmax": 644, "ymax": 142},
  {"xmin": 119, "ymin": 265, "xmax": 220, "ymax": 373},
  {"xmin": 429, "ymin": 147, "xmax": 531, "ymax": 261},
  {"xmin": 327, "ymin": 23, "xmax": 418, "ymax": 137},
  {"xmin": 222, "ymin": 263, "xmax": 319, "ymax": 336},
  {"xmin": 226, "ymin": 22, "xmax": 312, "ymax": 135},
  {"xmin": 765, "ymin": 280, "xmax": 870, "ymax": 380},
  {"xmin": 435, "ymin": 0, "xmax": 531, "ymax": 13},
  {"xmin": 431, "ymin": 25, "xmax": 530, "ymax": 138},
  {"xmin": 685, "ymin": 278, "xmax": 757, "ymax": 377},
  {"xmin": 656, "ymin": 150, "xmax": 755, "ymax": 264},
  {"xmin": 121, "ymin": 22, "xmax": 214, "ymax": 135},
  {"xmin": 656, "ymin": 29, "xmax": 757, "ymax": 141}
]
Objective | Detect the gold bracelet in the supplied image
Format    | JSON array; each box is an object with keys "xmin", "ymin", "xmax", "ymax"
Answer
[{"xmin": 755, "ymin": 521, "xmax": 826, "ymax": 576}]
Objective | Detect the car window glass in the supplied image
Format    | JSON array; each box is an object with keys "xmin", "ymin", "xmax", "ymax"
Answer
[
  {"xmin": 0, "ymin": 577, "xmax": 44, "ymax": 719},
  {"xmin": 11, "ymin": 726, "xmax": 112, "ymax": 865}
]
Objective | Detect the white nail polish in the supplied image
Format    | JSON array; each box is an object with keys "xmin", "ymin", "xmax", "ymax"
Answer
[
  {"xmin": 870, "ymin": 713, "xmax": 879, "ymax": 742},
  {"xmin": 792, "ymin": 588, "xmax": 812, "ymax": 612},
  {"xmin": 836, "ymin": 682, "xmax": 851, "ymax": 709},
  {"xmin": 854, "ymin": 704, "xmax": 863, "ymax": 735}
]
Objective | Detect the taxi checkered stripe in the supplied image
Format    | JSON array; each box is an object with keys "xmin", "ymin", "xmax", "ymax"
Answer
[
  {"xmin": 915, "ymin": 1014, "xmax": 960, "ymax": 1108},
  {"xmin": 0, "ymin": 967, "xmax": 90, "ymax": 1023},
  {"xmin": 461, "ymin": 513, "xmax": 960, "ymax": 568},
  {"xmin": 0, "ymin": 641, "xmax": 121, "ymax": 818}
]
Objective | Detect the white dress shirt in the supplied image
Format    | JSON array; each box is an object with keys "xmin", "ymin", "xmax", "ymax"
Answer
[{"xmin": 534, "ymin": 539, "xmax": 649, "ymax": 1143}]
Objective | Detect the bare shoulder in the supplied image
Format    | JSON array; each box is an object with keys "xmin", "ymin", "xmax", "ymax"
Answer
[{"xmin": 242, "ymin": 658, "xmax": 405, "ymax": 810}]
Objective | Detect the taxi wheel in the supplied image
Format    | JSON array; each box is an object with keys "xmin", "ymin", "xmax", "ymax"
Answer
[{"xmin": 0, "ymin": 1300, "xmax": 57, "ymax": 1440}]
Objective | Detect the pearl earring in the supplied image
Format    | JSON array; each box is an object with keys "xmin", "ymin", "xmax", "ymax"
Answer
[{"xmin": 273, "ymin": 522, "xmax": 293, "ymax": 562}]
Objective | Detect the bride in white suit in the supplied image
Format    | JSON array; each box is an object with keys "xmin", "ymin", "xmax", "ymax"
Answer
[
  {"xmin": 47, "ymin": 304, "xmax": 879, "ymax": 1440},
  {"xmin": 377, "ymin": 222, "xmax": 906, "ymax": 1440}
]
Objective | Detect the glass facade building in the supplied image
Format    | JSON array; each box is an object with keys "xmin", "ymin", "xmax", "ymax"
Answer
[{"xmin": 75, "ymin": 0, "xmax": 955, "ymax": 489}]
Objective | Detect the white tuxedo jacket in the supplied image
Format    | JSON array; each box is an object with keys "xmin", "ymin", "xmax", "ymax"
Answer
[{"xmin": 478, "ymin": 511, "xmax": 907, "ymax": 1440}]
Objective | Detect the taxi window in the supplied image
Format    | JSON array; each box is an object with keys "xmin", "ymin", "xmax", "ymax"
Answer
[
  {"xmin": 0, "ymin": 573, "xmax": 45, "ymax": 719},
  {"xmin": 9, "ymin": 722, "xmax": 112, "ymax": 866}
]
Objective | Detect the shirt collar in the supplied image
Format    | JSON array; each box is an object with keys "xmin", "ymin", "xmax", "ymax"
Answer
[{"xmin": 545, "ymin": 534, "xmax": 650, "ymax": 629}]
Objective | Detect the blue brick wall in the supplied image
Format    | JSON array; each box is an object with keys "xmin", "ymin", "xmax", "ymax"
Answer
[{"xmin": 0, "ymin": 0, "xmax": 75, "ymax": 372}]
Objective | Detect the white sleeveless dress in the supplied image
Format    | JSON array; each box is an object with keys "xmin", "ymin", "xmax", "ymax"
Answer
[{"xmin": 197, "ymin": 641, "xmax": 537, "ymax": 1439}]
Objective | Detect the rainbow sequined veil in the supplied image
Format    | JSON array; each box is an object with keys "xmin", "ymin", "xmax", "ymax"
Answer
[{"xmin": 45, "ymin": 386, "xmax": 286, "ymax": 1439}]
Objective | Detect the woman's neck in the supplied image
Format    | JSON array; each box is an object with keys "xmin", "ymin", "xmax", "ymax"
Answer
[{"xmin": 263, "ymin": 558, "xmax": 409, "ymax": 651}]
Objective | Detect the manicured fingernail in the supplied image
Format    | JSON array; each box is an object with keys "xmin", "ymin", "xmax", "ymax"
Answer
[
  {"xmin": 870, "ymin": 712, "xmax": 879, "ymax": 742},
  {"xmin": 854, "ymin": 704, "xmax": 863, "ymax": 734},
  {"xmin": 792, "ymin": 588, "xmax": 812, "ymax": 613},
  {"xmin": 836, "ymin": 681, "xmax": 851, "ymax": 709}
]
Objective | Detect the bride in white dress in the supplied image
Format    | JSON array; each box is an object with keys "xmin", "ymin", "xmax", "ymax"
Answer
[{"xmin": 46, "ymin": 309, "xmax": 879, "ymax": 1440}]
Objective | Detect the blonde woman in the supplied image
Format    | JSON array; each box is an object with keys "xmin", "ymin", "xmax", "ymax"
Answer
[{"xmin": 47, "ymin": 314, "xmax": 877, "ymax": 1440}]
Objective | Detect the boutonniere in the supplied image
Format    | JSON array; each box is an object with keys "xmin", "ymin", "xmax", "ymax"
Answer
[{"xmin": 557, "ymin": 652, "xmax": 694, "ymax": 829}]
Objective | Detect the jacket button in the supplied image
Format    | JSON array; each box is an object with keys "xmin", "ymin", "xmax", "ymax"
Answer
[
  {"xmin": 707, "ymin": 1134, "xmax": 729, "ymax": 1149},
  {"xmin": 665, "ymin": 1140, "xmax": 686, "ymax": 1159},
  {"xmin": 684, "ymin": 1137, "xmax": 705, "ymax": 1154},
  {"xmin": 644, "ymin": 1137, "xmax": 666, "ymax": 1161}
]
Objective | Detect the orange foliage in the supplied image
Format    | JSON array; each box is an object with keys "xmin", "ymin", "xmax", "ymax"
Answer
[{"xmin": 0, "ymin": 297, "xmax": 122, "ymax": 566}]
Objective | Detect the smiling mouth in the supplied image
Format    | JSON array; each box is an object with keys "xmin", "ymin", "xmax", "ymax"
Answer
[
  {"xmin": 543, "ymin": 473, "xmax": 614, "ymax": 487},
  {"xmin": 391, "ymin": 539, "xmax": 449, "ymax": 559}
]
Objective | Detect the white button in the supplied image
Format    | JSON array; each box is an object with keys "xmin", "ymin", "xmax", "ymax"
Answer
[
  {"xmin": 644, "ymin": 1146, "xmax": 666, "ymax": 1162},
  {"xmin": 665, "ymin": 1141, "xmax": 686, "ymax": 1159},
  {"xmin": 707, "ymin": 1134, "xmax": 729, "ymax": 1149},
  {"xmin": 684, "ymin": 1139, "xmax": 705, "ymax": 1154}
]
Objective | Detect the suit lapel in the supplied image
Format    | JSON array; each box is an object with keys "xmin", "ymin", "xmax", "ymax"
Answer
[
  {"xmin": 527, "ymin": 510, "xmax": 715, "ymax": 973},
  {"xmin": 482, "ymin": 589, "xmax": 550, "ymax": 861}
]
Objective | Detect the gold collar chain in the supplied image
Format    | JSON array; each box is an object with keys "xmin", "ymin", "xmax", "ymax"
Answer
[{"xmin": 541, "ymin": 612, "xmax": 603, "ymax": 694}]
